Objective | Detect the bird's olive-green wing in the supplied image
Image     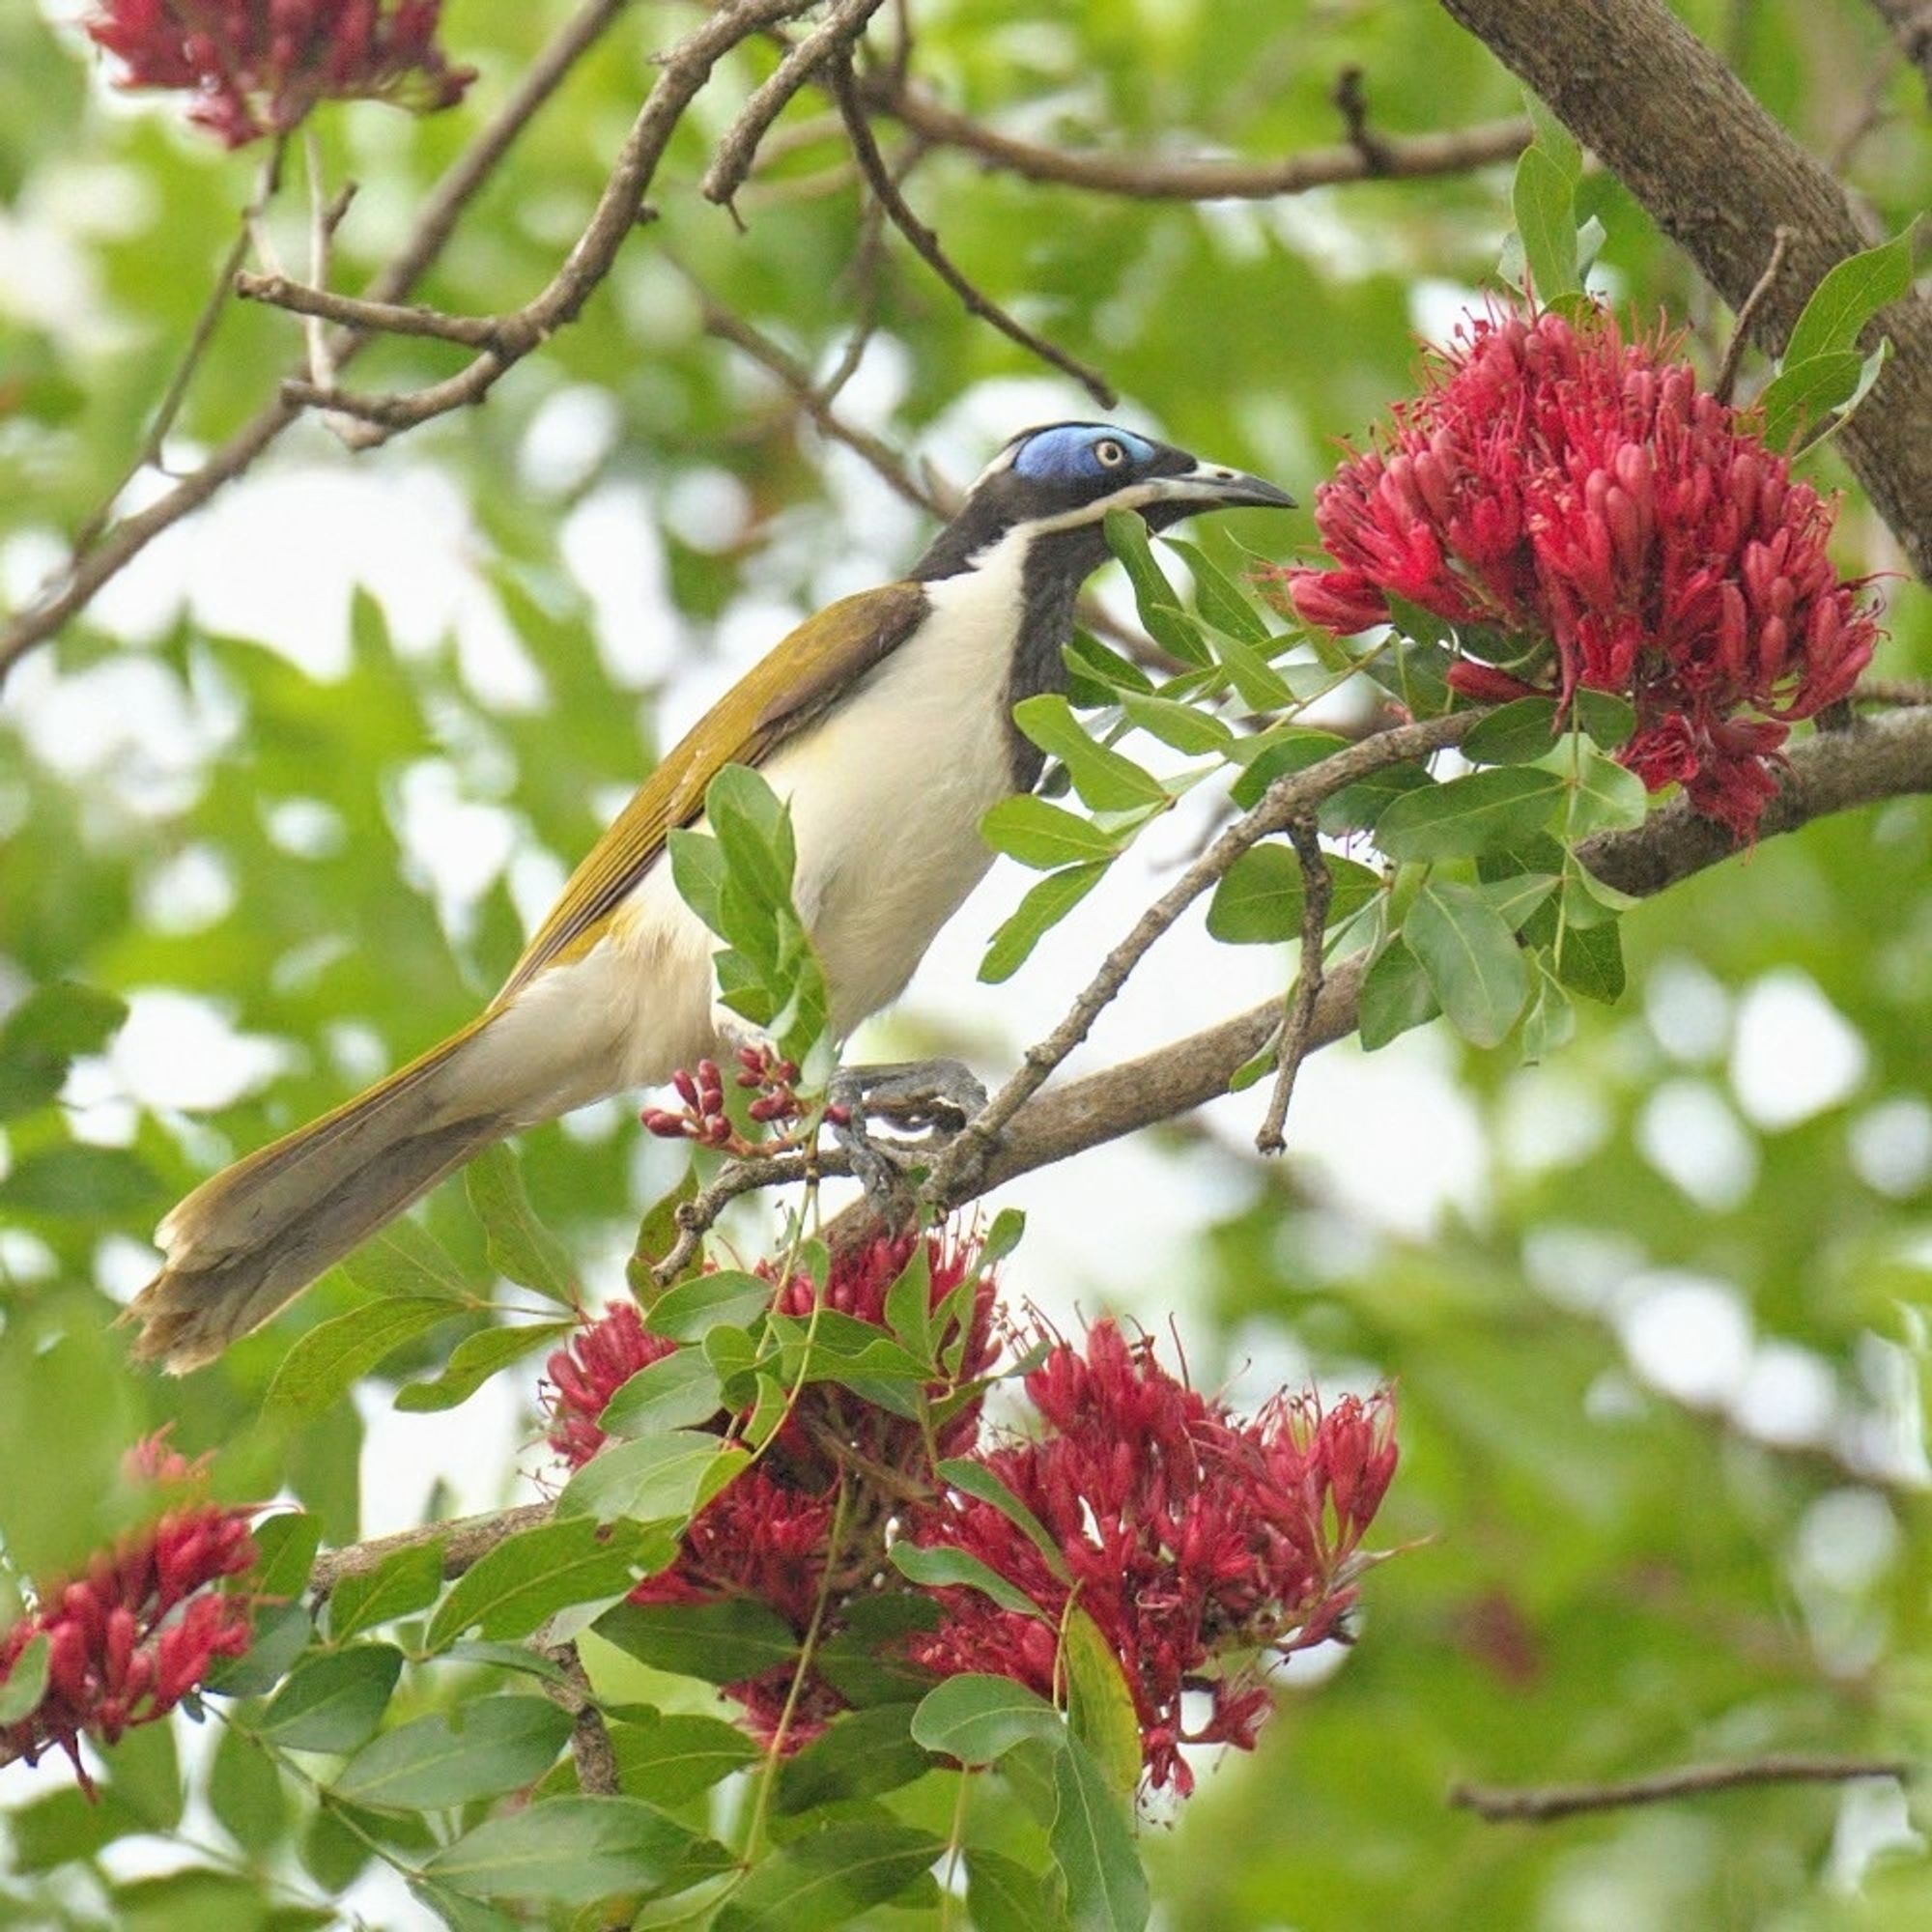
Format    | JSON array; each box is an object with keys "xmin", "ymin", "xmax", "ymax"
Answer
[{"xmin": 492, "ymin": 581, "xmax": 930, "ymax": 1003}]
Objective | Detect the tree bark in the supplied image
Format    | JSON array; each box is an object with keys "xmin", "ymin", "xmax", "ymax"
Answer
[{"xmin": 1438, "ymin": 0, "xmax": 1932, "ymax": 583}]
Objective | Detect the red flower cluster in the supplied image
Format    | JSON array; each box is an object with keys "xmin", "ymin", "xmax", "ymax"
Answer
[
  {"xmin": 1282, "ymin": 305, "xmax": 1880, "ymax": 837},
  {"xmin": 641, "ymin": 1048, "xmax": 848, "ymax": 1158},
  {"xmin": 85, "ymin": 0, "xmax": 473, "ymax": 148},
  {"xmin": 544, "ymin": 1231, "xmax": 995, "ymax": 1746},
  {"xmin": 906, "ymin": 1322, "xmax": 1396, "ymax": 1793},
  {"xmin": 0, "ymin": 1435, "xmax": 257, "ymax": 1793}
]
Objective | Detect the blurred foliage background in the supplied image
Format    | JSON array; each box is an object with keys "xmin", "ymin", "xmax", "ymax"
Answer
[{"xmin": 1, "ymin": 0, "xmax": 1928, "ymax": 1925}]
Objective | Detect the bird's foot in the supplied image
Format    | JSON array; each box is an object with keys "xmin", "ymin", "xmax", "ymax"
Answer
[{"xmin": 827, "ymin": 1059, "xmax": 988, "ymax": 1217}]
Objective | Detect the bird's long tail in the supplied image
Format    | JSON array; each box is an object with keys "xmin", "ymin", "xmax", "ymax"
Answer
[{"xmin": 127, "ymin": 1021, "xmax": 512, "ymax": 1374}]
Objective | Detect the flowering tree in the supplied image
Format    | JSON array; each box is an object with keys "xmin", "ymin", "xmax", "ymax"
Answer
[{"xmin": 1, "ymin": 2, "xmax": 1928, "ymax": 1928}]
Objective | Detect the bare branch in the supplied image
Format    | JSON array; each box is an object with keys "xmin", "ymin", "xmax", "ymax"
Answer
[
  {"xmin": 923, "ymin": 710, "xmax": 1480, "ymax": 1202},
  {"xmin": 860, "ymin": 72, "xmax": 1530, "ymax": 201},
  {"xmin": 307, "ymin": 1501, "xmax": 551, "ymax": 1597},
  {"xmin": 542, "ymin": 1640, "xmax": 624, "ymax": 1797},
  {"xmin": 1451, "ymin": 1754, "xmax": 1910, "ymax": 1823},
  {"xmin": 1329, "ymin": 67, "xmax": 1395, "ymax": 176},
  {"xmin": 1436, "ymin": 0, "xmax": 1932, "ymax": 582},
  {"xmin": 1253, "ymin": 816, "xmax": 1332, "ymax": 1156},
  {"xmin": 234, "ymin": 272, "xmax": 509, "ymax": 347},
  {"xmin": 702, "ymin": 0, "xmax": 891, "ymax": 210},
  {"xmin": 0, "ymin": 0, "xmax": 633, "ymax": 684},
  {"xmin": 1858, "ymin": 676, "xmax": 1932, "ymax": 706},
  {"xmin": 280, "ymin": 0, "xmax": 811, "ymax": 444},
  {"xmin": 826, "ymin": 57, "xmax": 1118, "ymax": 409},
  {"xmin": 1712, "ymin": 224, "xmax": 1795, "ymax": 406}
]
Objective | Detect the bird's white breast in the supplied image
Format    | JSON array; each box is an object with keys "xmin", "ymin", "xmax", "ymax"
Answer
[{"xmin": 770, "ymin": 526, "xmax": 1032, "ymax": 1030}]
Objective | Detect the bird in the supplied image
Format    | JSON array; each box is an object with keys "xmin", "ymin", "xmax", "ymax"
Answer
[{"xmin": 128, "ymin": 421, "xmax": 1294, "ymax": 1372}]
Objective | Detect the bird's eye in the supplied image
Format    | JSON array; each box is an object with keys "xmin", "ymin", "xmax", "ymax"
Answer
[{"xmin": 1094, "ymin": 438, "xmax": 1127, "ymax": 469}]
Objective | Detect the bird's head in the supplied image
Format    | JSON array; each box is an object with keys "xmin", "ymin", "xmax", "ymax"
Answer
[{"xmin": 913, "ymin": 421, "xmax": 1295, "ymax": 583}]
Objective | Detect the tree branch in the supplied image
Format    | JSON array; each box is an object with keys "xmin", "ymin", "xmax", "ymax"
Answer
[
  {"xmin": 859, "ymin": 72, "xmax": 1530, "ymax": 200},
  {"xmin": 1436, "ymin": 0, "xmax": 1932, "ymax": 582},
  {"xmin": 1451, "ymin": 1753, "xmax": 1910, "ymax": 1823},
  {"xmin": 1253, "ymin": 815, "xmax": 1331, "ymax": 1156},
  {"xmin": 0, "ymin": 0, "xmax": 633, "ymax": 684},
  {"xmin": 307, "ymin": 1501, "xmax": 551, "ymax": 1597},
  {"xmin": 281, "ymin": 0, "xmax": 812, "ymax": 444}
]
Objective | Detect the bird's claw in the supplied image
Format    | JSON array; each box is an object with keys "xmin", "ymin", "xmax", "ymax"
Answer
[{"xmin": 826, "ymin": 1060, "xmax": 987, "ymax": 1218}]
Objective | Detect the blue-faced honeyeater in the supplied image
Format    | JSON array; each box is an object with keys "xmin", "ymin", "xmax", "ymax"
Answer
[{"xmin": 128, "ymin": 422, "xmax": 1294, "ymax": 1370}]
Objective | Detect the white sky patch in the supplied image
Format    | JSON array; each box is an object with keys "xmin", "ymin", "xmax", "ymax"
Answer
[
  {"xmin": 1644, "ymin": 953, "xmax": 1732, "ymax": 1065},
  {"xmin": 517, "ymin": 383, "xmax": 623, "ymax": 499},
  {"xmin": 1848, "ymin": 1096, "xmax": 1932, "ymax": 1198},
  {"xmin": 1635, "ymin": 1078, "xmax": 1759, "ymax": 1210},
  {"xmin": 1614, "ymin": 1271, "xmax": 1754, "ymax": 1408},
  {"xmin": 1730, "ymin": 1338, "xmax": 1840, "ymax": 1449},
  {"xmin": 1728, "ymin": 969, "xmax": 1869, "ymax": 1130}
]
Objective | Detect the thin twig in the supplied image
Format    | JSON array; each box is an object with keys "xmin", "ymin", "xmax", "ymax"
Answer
[
  {"xmin": 1253, "ymin": 816, "xmax": 1332, "ymax": 1156},
  {"xmin": 650, "ymin": 1144, "xmax": 854, "ymax": 1288},
  {"xmin": 1329, "ymin": 67, "xmax": 1394, "ymax": 176},
  {"xmin": 1855, "ymin": 676, "xmax": 1932, "ymax": 706},
  {"xmin": 1713, "ymin": 224, "xmax": 1796, "ymax": 405},
  {"xmin": 542, "ymin": 1640, "xmax": 624, "ymax": 1798},
  {"xmin": 859, "ymin": 72, "xmax": 1530, "ymax": 200},
  {"xmin": 70, "ymin": 134, "xmax": 289, "ymax": 557},
  {"xmin": 0, "ymin": 0, "xmax": 633, "ymax": 683},
  {"xmin": 923, "ymin": 710, "xmax": 1479, "ymax": 1203},
  {"xmin": 307, "ymin": 1501, "xmax": 552, "ymax": 1597},
  {"xmin": 826, "ymin": 56, "xmax": 1117, "ymax": 408},
  {"xmin": 702, "ymin": 0, "xmax": 890, "ymax": 212},
  {"xmin": 234, "ymin": 273, "xmax": 512, "ymax": 346},
  {"xmin": 1451, "ymin": 1754, "xmax": 1910, "ymax": 1823},
  {"xmin": 280, "ymin": 0, "xmax": 809, "ymax": 445}
]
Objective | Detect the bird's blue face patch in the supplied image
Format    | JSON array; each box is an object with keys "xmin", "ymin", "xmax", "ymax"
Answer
[{"xmin": 1011, "ymin": 424, "xmax": 1159, "ymax": 484}]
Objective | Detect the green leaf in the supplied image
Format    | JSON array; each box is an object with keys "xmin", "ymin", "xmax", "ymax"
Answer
[
  {"xmin": 645, "ymin": 1269, "xmax": 774, "ymax": 1342},
  {"xmin": 1375, "ymin": 767, "xmax": 1564, "ymax": 862},
  {"xmin": 936, "ymin": 1458, "xmax": 1072, "ymax": 1583},
  {"xmin": 205, "ymin": 1601, "xmax": 312, "ymax": 1698},
  {"xmin": 912, "ymin": 1673, "xmax": 1065, "ymax": 1766},
  {"xmin": 599, "ymin": 1350, "xmax": 724, "ymax": 1437},
  {"xmin": 1522, "ymin": 87, "xmax": 1582, "ymax": 181},
  {"xmin": 592, "ymin": 1711, "xmax": 757, "ymax": 1803},
  {"xmin": 1783, "ymin": 228, "xmax": 1916, "ymax": 367},
  {"xmin": 891, "ymin": 1542, "xmax": 1048, "ymax": 1619},
  {"xmin": 327, "ymin": 1539, "xmax": 445, "ymax": 1642},
  {"xmin": 1060, "ymin": 1608, "xmax": 1142, "ymax": 1797},
  {"xmin": 981, "ymin": 862, "xmax": 1110, "ymax": 983},
  {"xmin": 1759, "ymin": 349, "xmax": 1864, "ymax": 452},
  {"xmin": 1461, "ymin": 697, "xmax": 1560, "ymax": 766},
  {"xmin": 767, "ymin": 1308, "xmax": 932, "ymax": 1388},
  {"xmin": 262, "ymin": 1298, "xmax": 455, "ymax": 1419},
  {"xmin": 1552, "ymin": 919, "xmax": 1626, "ymax": 1003},
  {"xmin": 629, "ymin": 1169, "xmax": 701, "ymax": 1293},
  {"xmin": 1161, "ymin": 536, "xmax": 1271, "ymax": 644},
  {"xmin": 883, "ymin": 1241, "xmax": 934, "ymax": 1369},
  {"xmin": 464, "ymin": 1145, "xmax": 576, "ymax": 1306},
  {"xmin": 1521, "ymin": 966, "xmax": 1577, "ymax": 1060},
  {"xmin": 0, "ymin": 980, "xmax": 126, "ymax": 1119},
  {"xmin": 1206, "ymin": 846, "xmax": 1381, "ymax": 944},
  {"xmin": 774, "ymin": 1702, "xmax": 932, "ymax": 1812},
  {"xmin": 394, "ymin": 1321, "xmax": 573, "ymax": 1413},
  {"xmin": 0, "ymin": 1631, "xmax": 49, "ymax": 1723},
  {"xmin": 1063, "ymin": 631, "xmax": 1155, "ymax": 703},
  {"xmin": 1574, "ymin": 689, "xmax": 1636, "ymax": 748},
  {"xmin": 969, "ymin": 1850, "xmax": 1070, "ymax": 1932},
  {"xmin": 595, "ymin": 1597, "xmax": 799, "ymax": 1684},
  {"xmin": 0, "ymin": 1143, "xmax": 159, "ymax": 1218},
  {"xmin": 423, "ymin": 1796, "xmax": 700, "ymax": 1905},
  {"xmin": 1404, "ymin": 883, "xmax": 1528, "ymax": 1048},
  {"xmin": 1513, "ymin": 143, "xmax": 1581, "ymax": 299},
  {"xmin": 554, "ymin": 1431, "xmax": 746, "ymax": 1527},
  {"xmin": 1102, "ymin": 510, "xmax": 1210, "ymax": 666},
  {"xmin": 330, "ymin": 1697, "xmax": 573, "ymax": 1811},
  {"xmin": 981, "ymin": 795, "xmax": 1127, "ymax": 869},
  {"xmin": 1565, "ymin": 744, "xmax": 1651, "ymax": 837},
  {"xmin": 1119, "ymin": 691, "xmax": 1234, "ymax": 755},
  {"xmin": 257, "ymin": 1644, "xmax": 404, "ymax": 1754},
  {"xmin": 1050, "ymin": 1735, "xmax": 1151, "ymax": 1932},
  {"xmin": 1227, "ymin": 725, "xmax": 1350, "ymax": 808},
  {"xmin": 1013, "ymin": 696, "xmax": 1170, "ymax": 811},
  {"xmin": 1319, "ymin": 760, "xmax": 1435, "ymax": 836},
  {"xmin": 1471, "ymin": 872, "xmax": 1561, "ymax": 932},
  {"xmin": 340, "ymin": 1218, "xmax": 475, "ymax": 1303},
  {"xmin": 209, "ymin": 1719, "xmax": 287, "ymax": 1857},
  {"xmin": 1360, "ymin": 629, "xmax": 1456, "ymax": 717},
  {"xmin": 425, "ymin": 1517, "xmax": 667, "ymax": 1650},
  {"xmin": 718, "ymin": 1822, "xmax": 946, "ymax": 1931},
  {"xmin": 251, "ymin": 1511, "xmax": 324, "ymax": 1604}
]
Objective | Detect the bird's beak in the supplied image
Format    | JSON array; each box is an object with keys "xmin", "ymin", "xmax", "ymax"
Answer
[{"xmin": 1151, "ymin": 460, "xmax": 1297, "ymax": 512}]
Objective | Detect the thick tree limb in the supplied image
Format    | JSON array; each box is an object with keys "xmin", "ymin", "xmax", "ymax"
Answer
[
  {"xmin": 1451, "ymin": 1754, "xmax": 1910, "ymax": 1822},
  {"xmin": 1436, "ymin": 0, "xmax": 1932, "ymax": 582},
  {"xmin": 860, "ymin": 73, "xmax": 1530, "ymax": 201}
]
